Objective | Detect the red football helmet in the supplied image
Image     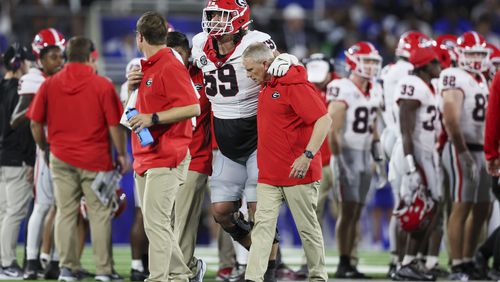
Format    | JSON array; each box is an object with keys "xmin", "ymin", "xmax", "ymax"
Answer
[
  {"xmin": 433, "ymin": 34, "xmax": 458, "ymax": 69},
  {"xmin": 345, "ymin": 41, "xmax": 382, "ymax": 79},
  {"xmin": 79, "ymin": 188, "xmax": 127, "ymax": 220},
  {"xmin": 486, "ymin": 43, "xmax": 500, "ymax": 77},
  {"xmin": 202, "ymin": 0, "xmax": 251, "ymax": 36},
  {"xmin": 111, "ymin": 188, "xmax": 127, "ymax": 218},
  {"xmin": 394, "ymin": 175, "xmax": 435, "ymax": 233},
  {"xmin": 31, "ymin": 28, "xmax": 66, "ymax": 59},
  {"xmin": 456, "ymin": 31, "xmax": 490, "ymax": 73},
  {"xmin": 395, "ymin": 31, "xmax": 432, "ymax": 59}
]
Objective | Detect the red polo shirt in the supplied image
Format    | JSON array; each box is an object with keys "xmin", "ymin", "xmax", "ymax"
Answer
[
  {"xmin": 485, "ymin": 71, "xmax": 500, "ymax": 160},
  {"xmin": 188, "ymin": 65, "xmax": 213, "ymax": 175},
  {"xmin": 27, "ymin": 63, "xmax": 123, "ymax": 171},
  {"xmin": 132, "ymin": 48, "xmax": 199, "ymax": 175},
  {"xmin": 257, "ymin": 66, "xmax": 327, "ymax": 186}
]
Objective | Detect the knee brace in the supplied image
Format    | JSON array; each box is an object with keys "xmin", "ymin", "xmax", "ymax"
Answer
[{"xmin": 221, "ymin": 211, "xmax": 252, "ymax": 242}]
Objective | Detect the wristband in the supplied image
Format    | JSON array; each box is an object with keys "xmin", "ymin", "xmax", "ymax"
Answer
[{"xmin": 405, "ymin": 155, "xmax": 417, "ymax": 173}]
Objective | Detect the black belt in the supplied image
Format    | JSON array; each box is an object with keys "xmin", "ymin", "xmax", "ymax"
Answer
[
  {"xmin": 466, "ymin": 143, "xmax": 483, "ymax": 152},
  {"xmin": 446, "ymin": 141, "xmax": 483, "ymax": 152}
]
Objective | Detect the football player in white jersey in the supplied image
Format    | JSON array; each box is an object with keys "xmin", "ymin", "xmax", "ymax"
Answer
[
  {"xmin": 379, "ymin": 31, "xmax": 432, "ymax": 275},
  {"xmin": 440, "ymin": 31, "xmax": 491, "ymax": 280},
  {"xmin": 11, "ymin": 28, "xmax": 65, "ymax": 280},
  {"xmin": 191, "ymin": 0, "xmax": 297, "ymax": 280},
  {"xmin": 327, "ymin": 41, "xmax": 383, "ymax": 279},
  {"xmin": 390, "ymin": 47, "xmax": 442, "ymax": 281}
]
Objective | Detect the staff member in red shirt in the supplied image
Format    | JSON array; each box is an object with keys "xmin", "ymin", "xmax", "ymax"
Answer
[
  {"xmin": 28, "ymin": 36, "xmax": 129, "ymax": 281},
  {"xmin": 241, "ymin": 42, "xmax": 331, "ymax": 282},
  {"xmin": 485, "ymin": 71, "xmax": 500, "ymax": 176},
  {"xmin": 166, "ymin": 31, "xmax": 212, "ymax": 281},
  {"xmin": 126, "ymin": 12, "xmax": 200, "ymax": 282}
]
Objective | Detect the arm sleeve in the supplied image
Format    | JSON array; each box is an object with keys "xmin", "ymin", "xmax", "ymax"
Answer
[
  {"xmin": 288, "ymin": 84, "xmax": 327, "ymax": 124},
  {"xmin": 161, "ymin": 56, "xmax": 199, "ymax": 107},
  {"xmin": 485, "ymin": 72, "xmax": 500, "ymax": 160},
  {"xmin": 26, "ymin": 79, "xmax": 48, "ymax": 122}
]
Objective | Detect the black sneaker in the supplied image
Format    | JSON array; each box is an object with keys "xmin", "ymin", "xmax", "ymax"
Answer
[
  {"xmin": 1, "ymin": 261, "xmax": 23, "ymax": 280},
  {"xmin": 130, "ymin": 269, "xmax": 148, "ymax": 281},
  {"xmin": 488, "ymin": 268, "xmax": 500, "ymax": 280},
  {"xmin": 57, "ymin": 267, "xmax": 77, "ymax": 282},
  {"xmin": 44, "ymin": 261, "xmax": 60, "ymax": 280},
  {"xmin": 392, "ymin": 260, "xmax": 435, "ymax": 281},
  {"xmin": 74, "ymin": 268, "xmax": 94, "ymax": 280},
  {"xmin": 462, "ymin": 261, "xmax": 482, "ymax": 280},
  {"xmin": 95, "ymin": 271, "xmax": 124, "ymax": 282},
  {"xmin": 426, "ymin": 263, "xmax": 449, "ymax": 278},
  {"xmin": 23, "ymin": 259, "xmax": 42, "ymax": 280},
  {"xmin": 448, "ymin": 264, "xmax": 469, "ymax": 281},
  {"xmin": 387, "ymin": 263, "xmax": 397, "ymax": 279},
  {"xmin": 334, "ymin": 263, "xmax": 370, "ymax": 279},
  {"xmin": 474, "ymin": 251, "xmax": 489, "ymax": 279}
]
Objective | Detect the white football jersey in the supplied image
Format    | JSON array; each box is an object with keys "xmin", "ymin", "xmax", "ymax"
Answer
[
  {"xmin": 438, "ymin": 68, "xmax": 488, "ymax": 145},
  {"xmin": 394, "ymin": 75, "xmax": 439, "ymax": 152},
  {"xmin": 327, "ymin": 78, "xmax": 383, "ymax": 150},
  {"xmin": 191, "ymin": 30, "xmax": 276, "ymax": 119},
  {"xmin": 380, "ymin": 60, "xmax": 414, "ymax": 127},
  {"xmin": 18, "ymin": 68, "xmax": 45, "ymax": 95}
]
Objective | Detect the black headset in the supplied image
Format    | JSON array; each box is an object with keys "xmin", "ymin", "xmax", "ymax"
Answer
[{"xmin": 2, "ymin": 43, "xmax": 29, "ymax": 71}]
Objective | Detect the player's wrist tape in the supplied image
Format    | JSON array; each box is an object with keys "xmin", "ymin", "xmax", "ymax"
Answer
[
  {"xmin": 372, "ymin": 140, "xmax": 384, "ymax": 161},
  {"xmin": 405, "ymin": 154, "xmax": 417, "ymax": 173}
]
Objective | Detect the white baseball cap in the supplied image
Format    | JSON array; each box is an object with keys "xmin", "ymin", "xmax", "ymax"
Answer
[{"xmin": 306, "ymin": 60, "xmax": 330, "ymax": 83}]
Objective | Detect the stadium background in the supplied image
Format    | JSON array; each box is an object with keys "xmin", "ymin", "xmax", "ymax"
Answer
[{"xmin": 1, "ymin": 0, "xmax": 499, "ymax": 248}]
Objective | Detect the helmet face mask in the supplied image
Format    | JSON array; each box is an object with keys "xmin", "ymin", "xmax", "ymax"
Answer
[
  {"xmin": 345, "ymin": 42, "xmax": 382, "ymax": 79},
  {"xmin": 456, "ymin": 31, "xmax": 490, "ymax": 73},
  {"xmin": 201, "ymin": 0, "xmax": 251, "ymax": 37}
]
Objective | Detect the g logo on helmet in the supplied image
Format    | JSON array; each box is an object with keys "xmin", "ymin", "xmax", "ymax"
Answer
[{"xmin": 235, "ymin": 0, "xmax": 247, "ymax": 7}]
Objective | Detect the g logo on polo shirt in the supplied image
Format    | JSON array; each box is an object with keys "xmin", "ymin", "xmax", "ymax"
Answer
[
  {"xmin": 146, "ymin": 78, "xmax": 153, "ymax": 87},
  {"xmin": 271, "ymin": 91, "xmax": 280, "ymax": 99},
  {"xmin": 200, "ymin": 55, "xmax": 207, "ymax": 66}
]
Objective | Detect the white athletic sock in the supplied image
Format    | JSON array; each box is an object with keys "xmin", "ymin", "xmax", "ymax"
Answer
[
  {"xmin": 402, "ymin": 255, "xmax": 415, "ymax": 266},
  {"xmin": 452, "ymin": 259, "xmax": 462, "ymax": 266},
  {"xmin": 131, "ymin": 260, "xmax": 144, "ymax": 272},
  {"xmin": 463, "ymin": 257, "xmax": 472, "ymax": 263},
  {"xmin": 425, "ymin": 256, "xmax": 439, "ymax": 269},
  {"xmin": 233, "ymin": 240, "xmax": 248, "ymax": 265},
  {"xmin": 388, "ymin": 216, "xmax": 398, "ymax": 255},
  {"xmin": 40, "ymin": 253, "xmax": 51, "ymax": 269},
  {"xmin": 26, "ymin": 203, "xmax": 51, "ymax": 260}
]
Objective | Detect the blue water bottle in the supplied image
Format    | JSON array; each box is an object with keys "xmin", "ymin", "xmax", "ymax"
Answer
[{"xmin": 126, "ymin": 108, "xmax": 154, "ymax": 146}]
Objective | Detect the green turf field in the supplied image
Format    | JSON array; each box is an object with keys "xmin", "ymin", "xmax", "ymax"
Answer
[{"xmin": 16, "ymin": 245, "xmax": 452, "ymax": 281}]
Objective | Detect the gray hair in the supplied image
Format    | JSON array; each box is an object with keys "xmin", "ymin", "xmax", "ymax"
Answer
[{"xmin": 242, "ymin": 42, "xmax": 274, "ymax": 63}]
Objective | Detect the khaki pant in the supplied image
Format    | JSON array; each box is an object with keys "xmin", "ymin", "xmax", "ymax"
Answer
[
  {"xmin": 246, "ymin": 182, "xmax": 328, "ymax": 282},
  {"xmin": 174, "ymin": 170, "xmax": 208, "ymax": 275},
  {"xmin": 316, "ymin": 165, "xmax": 338, "ymax": 224},
  {"xmin": 0, "ymin": 166, "xmax": 33, "ymax": 266},
  {"xmin": 50, "ymin": 154, "xmax": 113, "ymax": 274},
  {"xmin": 135, "ymin": 154, "xmax": 192, "ymax": 282}
]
